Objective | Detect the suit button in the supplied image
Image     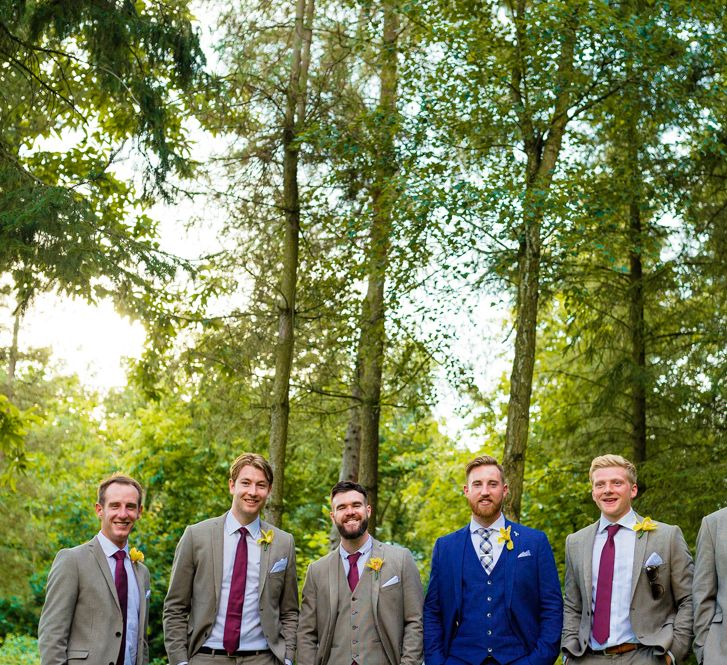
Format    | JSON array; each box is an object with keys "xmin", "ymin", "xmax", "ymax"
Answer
[
  {"xmin": 487, "ymin": 613, "xmax": 492, "ymax": 618},
  {"xmin": 487, "ymin": 630, "xmax": 492, "ymax": 635},
  {"xmin": 487, "ymin": 580, "xmax": 492, "ymax": 585},
  {"xmin": 488, "ymin": 648, "xmax": 493, "ymax": 653},
  {"xmin": 487, "ymin": 596, "xmax": 492, "ymax": 601}
]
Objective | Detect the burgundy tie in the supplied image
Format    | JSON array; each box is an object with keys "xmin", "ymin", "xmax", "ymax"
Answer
[
  {"xmin": 347, "ymin": 552, "xmax": 362, "ymax": 592},
  {"xmin": 223, "ymin": 527, "xmax": 248, "ymax": 654},
  {"xmin": 592, "ymin": 524, "xmax": 620, "ymax": 644},
  {"xmin": 112, "ymin": 550, "xmax": 128, "ymax": 665}
]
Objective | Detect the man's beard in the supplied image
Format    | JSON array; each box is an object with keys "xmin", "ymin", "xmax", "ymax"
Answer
[
  {"xmin": 468, "ymin": 495, "xmax": 503, "ymax": 521},
  {"xmin": 336, "ymin": 515, "xmax": 369, "ymax": 541}
]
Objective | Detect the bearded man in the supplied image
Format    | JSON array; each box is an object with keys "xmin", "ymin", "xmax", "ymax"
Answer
[
  {"xmin": 423, "ymin": 455, "xmax": 563, "ymax": 665},
  {"xmin": 297, "ymin": 480, "xmax": 424, "ymax": 665}
]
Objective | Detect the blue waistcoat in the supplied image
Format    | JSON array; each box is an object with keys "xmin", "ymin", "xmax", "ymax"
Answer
[{"xmin": 448, "ymin": 537, "xmax": 528, "ymax": 665}]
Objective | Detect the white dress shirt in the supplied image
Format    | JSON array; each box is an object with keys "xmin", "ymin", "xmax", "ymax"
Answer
[
  {"xmin": 204, "ymin": 513, "xmax": 269, "ymax": 651},
  {"xmin": 590, "ymin": 510, "xmax": 638, "ymax": 649},
  {"xmin": 97, "ymin": 532, "xmax": 140, "ymax": 665},
  {"xmin": 339, "ymin": 533, "xmax": 374, "ymax": 578},
  {"xmin": 469, "ymin": 513, "xmax": 507, "ymax": 570}
]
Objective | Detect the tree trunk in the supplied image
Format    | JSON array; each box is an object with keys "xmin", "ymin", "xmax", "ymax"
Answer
[
  {"xmin": 627, "ymin": 121, "xmax": 647, "ymax": 464},
  {"xmin": 268, "ymin": 0, "xmax": 315, "ymax": 527},
  {"xmin": 354, "ymin": 0, "xmax": 399, "ymax": 537},
  {"xmin": 502, "ymin": 5, "xmax": 578, "ymax": 520}
]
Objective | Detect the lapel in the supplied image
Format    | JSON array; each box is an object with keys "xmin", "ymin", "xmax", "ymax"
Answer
[
  {"xmin": 212, "ymin": 514, "xmax": 226, "ymax": 605},
  {"xmin": 581, "ymin": 521, "xmax": 599, "ymax": 609},
  {"xmin": 258, "ymin": 520, "xmax": 273, "ymax": 599},
  {"xmin": 90, "ymin": 537, "xmax": 122, "ymax": 612},
  {"xmin": 630, "ymin": 513, "xmax": 648, "ymax": 600},
  {"xmin": 501, "ymin": 519, "xmax": 516, "ymax": 609},
  {"xmin": 131, "ymin": 559, "xmax": 146, "ymax": 625},
  {"xmin": 369, "ymin": 539, "xmax": 383, "ymax": 620},
  {"xmin": 327, "ymin": 550, "xmax": 340, "ymax": 637},
  {"xmin": 454, "ymin": 525, "xmax": 469, "ymax": 618}
]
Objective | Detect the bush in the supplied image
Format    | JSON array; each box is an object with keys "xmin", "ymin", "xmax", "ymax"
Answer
[{"xmin": 0, "ymin": 634, "xmax": 39, "ymax": 665}]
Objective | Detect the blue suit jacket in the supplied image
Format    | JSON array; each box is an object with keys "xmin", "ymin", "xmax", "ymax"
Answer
[{"xmin": 423, "ymin": 520, "xmax": 563, "ymax": 665}]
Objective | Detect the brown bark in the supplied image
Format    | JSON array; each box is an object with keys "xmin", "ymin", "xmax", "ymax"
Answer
[
  {"xmin": 502, "ymin": 5, "xmax": 578, "ymax": 521},
  {"xmin": 354, "ymin": 0, "xmax": 400, "ymax": 537},
  {"xmin": 627, "ymin": 121, "xmax": 647, "ymax": 464},
  {"xmin": 267, "ymin": 0, "xmax": 315, "ymax": 527}
]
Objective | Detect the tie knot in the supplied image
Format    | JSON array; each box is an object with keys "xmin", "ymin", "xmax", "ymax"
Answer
[
  {"xmin": 113, "ymin": 550, "xmax": 126, "ymax": 561},
  {"xmin": 477, "ymin": 527, "xmax": 492, "ymax": 538},
  {"xmin": 348, "ymin": 552, "xmax": 362, "ymax": 565},
  {"xmin": 238, "ymin": 526, "xmax": 248, "ymax": 537},
  {"xmin": 606, "ymin": 524, "xmax": 620, "ymax": 538}
]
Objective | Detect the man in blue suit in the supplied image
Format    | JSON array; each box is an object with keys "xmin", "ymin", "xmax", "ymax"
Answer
[{"xmin": 424, "ymin": 455, "xmax": 563, "ymax": 665}]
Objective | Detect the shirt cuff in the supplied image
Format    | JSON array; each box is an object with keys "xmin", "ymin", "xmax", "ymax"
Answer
[{"xmin": 285, "ymin": 660, "xmax": 293, "ymax": 665}]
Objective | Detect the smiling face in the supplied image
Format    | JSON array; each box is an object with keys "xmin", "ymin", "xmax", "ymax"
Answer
[
  {"xmin": 464, "ymin": 463, "xmax": 508, "ymax": 527},
  {"xmin": 330, "ymin": 489, "xmax": 371, "ymax": 543},
  {"xmin": 591, "ymin": 466, "xmax": 638, "ymax": 521},
  {"xmin": 229, "ymin": 464, "xmax": 271, "ymax": 525},
  {"xmin": 95, "ymin": 482, "xmax": 142, "ymax": 548}
]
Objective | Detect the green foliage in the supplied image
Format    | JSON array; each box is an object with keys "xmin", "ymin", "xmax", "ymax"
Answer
[{"xmin": 0, "ymin": 634, "xmax": 39, "ymax": 665}]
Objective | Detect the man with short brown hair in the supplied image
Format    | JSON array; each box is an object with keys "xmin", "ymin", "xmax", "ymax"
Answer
[
  {"xmin": 424, "ymin": 455, "xmax": 563, "ymax": 665},
  {"xmin": 39, "ymin": 473, "xmax": 150, "ymax": 665},
  {"xmin": 562, "ymin": 454, "xmax": 693, "ymax": 664},
  {"xmin": 164, "ymin": 452, "xmax": 298, "ymax": 665}
]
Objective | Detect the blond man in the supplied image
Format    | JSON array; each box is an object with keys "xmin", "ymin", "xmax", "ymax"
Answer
[
  {"xmin": 562, "ymin": 454, "xmax": 693, "ymax": 664},
  {"xmin": 164, "ymin": 453, "xmax": 298, "ymax": 665},
  {"xmin": 39, "ymin": 474, "xmax": 150, "ymax": 665}
]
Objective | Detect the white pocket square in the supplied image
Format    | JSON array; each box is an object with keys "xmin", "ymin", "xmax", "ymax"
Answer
[
  {"xmin": 145, "ymin": 589, "xmax": 151, "ymax": 599},
  {"xmin": 382, "ymin": 575, "xmax": 399, "ymax": 588},
  {"xmin": 270, "ymin": 557, "xmax": 288, "ymax": 574},
  {"xmin": 517, "ymin": 550, "xmax": 532, "ymax": 558},
  {"xmin": 645, "ymin": 552, "xmax": 664, "ymax": 567}
]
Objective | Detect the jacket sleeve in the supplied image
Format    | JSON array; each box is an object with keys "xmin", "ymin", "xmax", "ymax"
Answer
[
  {"xmin": 296, "ymin": 564, "xmax": 319, "ymax": 665},
  {"xmin": 163, "ymin": 527, "xmax": 195, "ymax": 665},
  {"xmin": 400, "ymin": 550, "xmax": 424, "ymax": 665},
  {"xmin": 423, "ymin": 539, "xmax": 447, "ymax": 665},
  {"xmin": 38, "ymin": 549, "xmax": 78, "ymax": 665},
  {"xmin": 692, "ymin": 516, "xmax": 717, "ymax": 664},
  {"xmin": 668, "ymin": 525, "xmax": 694, "ymax": 663},
  {"xmin": 526, "ymin": 532, "xmax": 564, "ymax": 665},
  {"xmin": 279, "ymin": 534, "xmax": 300, "ymax": 663},
  {"xmin": 561, "ymin": 534, "xmax": 583, "ymax": 658}
]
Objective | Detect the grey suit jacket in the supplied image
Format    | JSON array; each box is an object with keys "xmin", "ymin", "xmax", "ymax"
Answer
[
  {"xmin": 163, "ymin": 513, "xmax": 298, "ymax": 665},
  {"xmin": 297, "ymin": 539, "xmax": 424, "ymax": 665},
  {"xmin": 38, "ymin": 537, "xmax": 150, "ymax": 665},
  {"xmin": 562, "ymin": 516, "xmax": 693, "ymax": 663},
  {"xmin": 693, "ymin": 507, "xmax": 727, "ymax": 665}
]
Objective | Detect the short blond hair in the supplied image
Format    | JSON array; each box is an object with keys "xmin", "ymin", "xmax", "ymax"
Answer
[
  {"xmin": 229, "ymin": 452, "xmax": 273, "ymax": 485},
  {"xmin": 589, "ymin": 454, "xmax": 637, "ymax": 485}
]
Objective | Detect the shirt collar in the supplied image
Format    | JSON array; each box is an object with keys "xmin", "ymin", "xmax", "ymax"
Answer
[
  {"xmin": 338, "ymin": 533, "xmax": 373, "ymax": 562},
  {"xmin": 225, "ymin": 511, "xmax": 261, "ymax": 539},
  {"xmin": 97, "ymin": 531, "xmax": 128, "ymax": 557},
  {"xmin": 598, "ymin": 509, "xmax": 638, "ymax": 533},
  {"xmin": 469, "ymin": 513, "xmax": 506, "ymax": 533}
]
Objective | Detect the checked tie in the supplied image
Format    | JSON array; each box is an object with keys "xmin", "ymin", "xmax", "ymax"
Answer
[
  {"xmin": 477, "ymin": 527, "xmax": 494, "ymax": 574},
  {"xmin": 223, "ymin": 526, "xmax": 249, "ymax": 654},
  {"xmin": 593, "ymin": 524, "xmax": 620, "ymax": 644},
  {"xmin": 112, "ymin": 550, "xmax": 128, "ymax": 665}
]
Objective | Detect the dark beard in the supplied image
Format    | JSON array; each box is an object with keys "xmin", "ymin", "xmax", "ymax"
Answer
[{"xmin": 337, "ymin": 515, "xmax": 369, "ymax": 541}]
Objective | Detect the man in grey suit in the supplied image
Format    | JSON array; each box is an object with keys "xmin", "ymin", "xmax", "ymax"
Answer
[
  {"xmin": 38, "ymin": 473, "xmax": 150, "ymax": 665},
  {"xmin": 163, "ymin": 453, "xmax": 298, "ymax": 665},
  {"xmin": 693, "ymin": 507, "xmax": 727, "ymax": 664},
  {"xmin": 562, "ymin": 454, "xmax": 693, "ymax": 665},
  {"xmin": 297, "ymin": 481, "xmax": 424, "ymax": 665}
]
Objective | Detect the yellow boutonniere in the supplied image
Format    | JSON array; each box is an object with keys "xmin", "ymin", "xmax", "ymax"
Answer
[
  {"xmin": 497, "ymin": 526, "xmax": 515, "ymax": 551},
  {"xmin": 129, "ymin": 547, "xmax": 145, "ymax": 564},
  {"xmin": 366, "ymin": 557, "xmax": 384, "ymax": 579},
  {"xmin": 257, "ymin": 529, "xmax": 274, "ymax": 550},
  {"xmin": 633, "ymin": 517, "xmax": 657, "ymax": 538}
]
